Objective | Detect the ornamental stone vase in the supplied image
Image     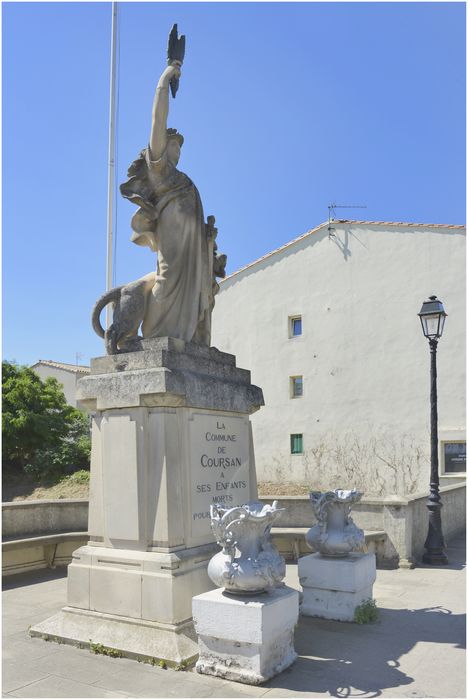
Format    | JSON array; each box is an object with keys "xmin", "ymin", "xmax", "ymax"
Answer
[
  {"xmin": 306, "ymin": 489, "xmax": 365, "ymax": 557},
  {"xmin": 208, "ymin": 501, "xmax": 285, "ymax": 594}
]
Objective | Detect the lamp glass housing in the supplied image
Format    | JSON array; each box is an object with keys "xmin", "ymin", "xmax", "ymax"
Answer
[{"xmin": 418, "ymin": 296, "xmax": 447, "ymax": 339}]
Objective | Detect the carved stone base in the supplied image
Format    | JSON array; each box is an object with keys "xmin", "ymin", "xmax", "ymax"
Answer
[
  {"xmin": 30, "ymin": 339, "xmax": 263, "ymax": 665},
  {"xmin": 193, "ymin": 586, "xmax": 299, "ymax": 685},
  {"xmin": 67, "ymin": 544, "xmax": 217, "ymax": 624},
  {"xmin": 29, "ymin": 607, "xmax": 198, "ymax": 666},
  {"xmin": 30, "ymin": 543, "xmax": 218, "ymax": 665}
]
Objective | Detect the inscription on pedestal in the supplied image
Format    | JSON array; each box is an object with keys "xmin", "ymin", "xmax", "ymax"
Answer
[{"xmin": 189, "ymin": 413, "xmax": 250, "ymax": 538}]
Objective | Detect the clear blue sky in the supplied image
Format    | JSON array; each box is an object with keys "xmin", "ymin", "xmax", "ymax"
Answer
[{"xmin": 3, "ymin": 2, "xmax": 465, "ymax": 366}]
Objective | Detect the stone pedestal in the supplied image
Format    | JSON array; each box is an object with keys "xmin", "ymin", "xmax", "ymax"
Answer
[
  {"xmin": 30, "ymin": 338, "xmax": 263, "ymax": 665},
  {"xmin": 299, "ymin": 552, "xmax": 376, "ymax": 622},
  {"xmin": 193, "ymin": 586, "xmax": 299, "ymax": 685}
]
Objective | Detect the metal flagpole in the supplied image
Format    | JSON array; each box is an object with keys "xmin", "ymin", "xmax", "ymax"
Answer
[{"xmin": 106, "ymin": 2, "xmax": 118, "ymax": 328}]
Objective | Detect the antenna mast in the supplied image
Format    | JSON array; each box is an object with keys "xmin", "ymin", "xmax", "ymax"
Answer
[{"xmin": 328, "ymin": 203, "xmax": 367, "ymax": 236}]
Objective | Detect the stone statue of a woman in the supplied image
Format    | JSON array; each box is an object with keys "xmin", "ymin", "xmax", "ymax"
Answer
[{"xmin": 92, "ymin": 35, "xmax": 226, "ymax": 354}]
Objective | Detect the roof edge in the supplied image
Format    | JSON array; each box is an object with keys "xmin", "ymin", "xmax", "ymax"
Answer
[
  {"xmin": 221, "ymin": 219, "xmax": 465, "ymax": 283},
  {"xmin": 31, "ymin": 360, "xmax": 90, "ymax": 374}
]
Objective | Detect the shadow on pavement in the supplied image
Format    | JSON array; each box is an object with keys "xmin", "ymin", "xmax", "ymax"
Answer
[
  {"xmin": 266, "ymin": 604, "xmax": 465, "ymax": 697},
  {"xmin": 2, "ymin": 534, "xmax": 465, "ymax": 698},
  {"xmin": 2, "ymin": 566, "xmax": 67, "ymax": 591}
]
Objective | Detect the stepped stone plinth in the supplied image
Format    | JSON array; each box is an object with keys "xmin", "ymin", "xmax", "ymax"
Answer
[{"xmin": 30, "ymin": 338, "xmax": 263, "ymax": 665}]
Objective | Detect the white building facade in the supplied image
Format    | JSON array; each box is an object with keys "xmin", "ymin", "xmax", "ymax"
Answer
[
  {"xmin": 31, "ymin": 360, "xmax": 90, "ymax": 407},
  {"xmin": 212, "ymin": 221, "xmax": 466, "ymax": 496}
]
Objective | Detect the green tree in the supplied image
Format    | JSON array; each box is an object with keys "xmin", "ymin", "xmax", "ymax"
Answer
[
  {"xmin": 2, "ymin": 361, "xmax": 90, "ymax": 477},
  {"xmin": 31, "ymin": 410, "xmax": 91, "ymax": 477}
]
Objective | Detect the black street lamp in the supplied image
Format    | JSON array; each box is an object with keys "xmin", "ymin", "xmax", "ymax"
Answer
[{"xmin": 418, "ymin": 295, "xmax": 448, "ymax": 565}]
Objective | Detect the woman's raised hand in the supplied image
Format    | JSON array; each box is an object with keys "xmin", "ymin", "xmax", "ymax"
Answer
[{"xmin": 160, "ymin": 61, "xmax": 181, "ymax": 86}]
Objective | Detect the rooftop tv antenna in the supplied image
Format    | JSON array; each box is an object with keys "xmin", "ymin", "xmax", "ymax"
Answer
[{"xmin": 328, "ymin": 203, "xmax": 367, "ymax": 237}]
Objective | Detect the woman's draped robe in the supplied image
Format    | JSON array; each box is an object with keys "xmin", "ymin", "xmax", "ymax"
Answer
[{"xmin": 120, "ymin": 148, "xmax": 213, "ymax": 345}]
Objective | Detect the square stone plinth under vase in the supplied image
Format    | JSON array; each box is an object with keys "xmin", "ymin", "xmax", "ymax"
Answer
[
  {"xmin": 299, "ymin": 552, "xmax": 376, "ymax": 622},
  {"xmin": 192, "ymin": 586, "xmax": 299, "ymax": 685}
]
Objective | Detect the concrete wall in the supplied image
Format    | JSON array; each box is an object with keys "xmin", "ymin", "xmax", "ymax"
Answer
[
  {"xmin": 2, "ymin": 500, "xmax": 89, "ymax": 577},
  {"xmin": 212, "ymin": 222, "xmax": 466, "ymax": 495},
  {"xmin": 409, "ymin": 485, "xmax": 467, "ymax": 561},
  {"xmin": 259, "ymin": 482, "xmax": 466, "ymax": 567},
  {"xmin": 2, "ymin": 499, "xmax": 89, "ymax": 538},
  {"xmin": 2, "ymin": 487, "xmax": 463, "ymax": 573}
]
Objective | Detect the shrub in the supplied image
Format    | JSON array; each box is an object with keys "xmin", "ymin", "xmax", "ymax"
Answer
[
  {"xmin": 354, "ymin": 598, "xmax": 379, "ymax": 624},
  {"xmin": 66, "ymin": 469, "xmax": 91, "ymax": 484}
]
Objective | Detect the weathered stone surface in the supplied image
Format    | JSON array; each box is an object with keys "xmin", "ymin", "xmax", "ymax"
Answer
[
  {"xmin": 92, "ymin": 38, "xmax": 227, "ymax": 353},
  {"xmin": 82, "ymin": 406, "xmax": 258, "ymax": 550},
  {"xmin": 33, "ymin": 339, "xmax": 262, "ymax": 665},
  {"xmin": 31, "ymin": 25, "xmax": 263, "ymax": 670},
  {"xmin": 299, "ymin": 551, "xmax": 376, "ymax": 621},
  {"xmin": 2, "ymin": 500, "xmax": 88, "ymax": 538},
  {"xmin": 91, "ymin": 337, "xmax": 237, "ymax": 372},
  {"xmin": 30, "ymin": 607, "xmax": 199, "ymax": 666},
  {"xmin": 67, "ymin": 544, "xmax": 217, "ymax": 623},
  {"xmin": 193, "ymin": 586, "xmax": 299, "ymax": 684},
  {"xmin": 77, "ymin": 338, "xmax": 263, "ymax": 413}
]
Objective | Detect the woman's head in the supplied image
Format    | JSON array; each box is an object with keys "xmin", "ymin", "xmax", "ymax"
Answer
[
  {"xmin": 166, "ymin": 128, "xmax": 184, "ymax": 166},
  {"xmin": 166, "ymin": 138, "xmax": 181, "ymax": 166}
]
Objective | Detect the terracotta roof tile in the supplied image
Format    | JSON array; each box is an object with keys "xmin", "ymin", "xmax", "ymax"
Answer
[{"xmin": 32, "ymin": 360, "xmax": 90, "ymax": 374}]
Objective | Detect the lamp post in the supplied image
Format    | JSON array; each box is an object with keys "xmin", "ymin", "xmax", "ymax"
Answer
[{"xmin": 418, "ymin": 295, "xmax": 448, "ymax": 565}]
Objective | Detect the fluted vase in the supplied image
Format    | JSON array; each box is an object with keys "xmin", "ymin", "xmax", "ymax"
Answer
[
  {"xmin": 208, "ymin": 501, "xmax": 285, "ymax": 594},
  {"xmin": 306, "ymin": 489, "xmax": 365, "ymax": 557}
]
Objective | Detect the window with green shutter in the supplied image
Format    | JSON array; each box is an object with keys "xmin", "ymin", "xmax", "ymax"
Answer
[{"xmin": 290, "ymin": 433, "xmax": 303, "ymax": 454}]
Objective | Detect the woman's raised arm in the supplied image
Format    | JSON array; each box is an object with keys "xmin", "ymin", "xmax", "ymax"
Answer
[{"xmin": 149, "ymin": 62, "xmax": 181, "ymax": 159}]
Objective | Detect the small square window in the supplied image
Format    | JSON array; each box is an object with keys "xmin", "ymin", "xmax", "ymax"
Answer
[
  {"xmin": 290, "ymin": 376, "xmax": 303, "ymax": 398},
  {"xmin": 290, "ymin": 433, "xmax": 303, "ymax": 454},
  {"xmin": 289, "ymin": 316, "xmax": 302, "ymax": 337}
]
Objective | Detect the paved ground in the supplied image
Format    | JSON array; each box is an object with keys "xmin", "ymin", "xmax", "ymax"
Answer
[{"xmin": 2, "ymin": 533, "xmax": 465, "ymax": 698}]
